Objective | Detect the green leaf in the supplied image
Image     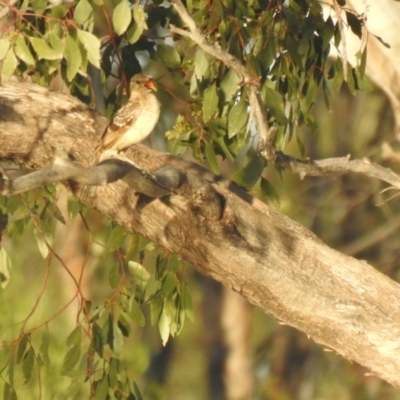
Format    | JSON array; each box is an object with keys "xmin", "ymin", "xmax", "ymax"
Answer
[
  {"xmin": 181, "ymin": 282, "xmax": 194, "ymax": 322},
  {"xmin": 30, "ymin": 37, "xmax": 62, "ymax": 60},
  {"xmin": 95, "ymin": 376, "xmax": 109, "ymax": 400},
  {"xmin": 77, "ymin": 29, "xmax": 100, "ymax": 68},
  {"xmin": 105, "ymin": 225, "xmax": 127, "ymax": 253},
  {"xmin": 220, "ymin": 69, "xmax": 241, "ymax": 102},
  {"xmin": 17, "ymin": 334, "xmax": 29, "ymax": 363},
  {"xmin": 111, "ymin": 322, "xmax": 124, "ymax": 357},
  {"xmin": 260, "ymin": 178, "xmax": 279, "ymax": 205},
  {"xmin": 109, "ymin": 263, "xmax": 121, "ymax": 289},
  {"xmin": 158, "ymin": 304, "xmax": 170, "ymax": 346},
  {"xmin": 57, "ymin": 379, "xmax": 83, "ymax": 400},
  {"xmin": 113, "ymin": 0, "xmax": 132, "ymax": 36},
  {"xmin": 233, "ymin": 156, "xmax": 265, "ymax": 188},
  {"xmin": 118, "ymin": 314, "xmax": 130, "ymax": 337},
  {"xmin": 144, "ymin": 275, "xmax": 161, "ymax": 302},
  {"xmin": 64, "ymin": 33, "xmax": 82, "ymax": 81},
  {"xmin": 133, "ymin": 4, "xmax": 147, "ymax": 31},
  {"xmin": 194, "ymin": 48, "xmax": 209, "ymax": 79},
  {"xmin": 157, "ymin": 44, "xmax": 181, "ymax": 69},
  {"xmin": 126, "ymin": 22, "xmax": 143, "ymax": 44},
  {"xmin": 228, "ymin": 98, "xmax": 248, "ymax": 138},
  {"xmin": 74, "ymin": 0, "xmax": 94, "ymax": 32},
  {"xmin": 39, "ymin": 330, "xmax": 50, "ymax": 365},
  {"xmin": 61, "ymin": 343, "xmax": 81, "ymax": 376},
  {"xmin": 3, "ymin": 383, "xmax": 17, "ymax": 400},
  {"xmin": 0, "ymin": 38, "xmax": 10, "ymax": 61},
  {"xmin": 130, "ymin": 300, "xmax": 145, "ymax": 326},
  {"xmin": 92, "ymin": 322, "xmax": 103, "ymax": 357},
  {"xmin": 33, "ymin": 226, "xmax": 52, "ymax": 259},
  {"xmin": 14, "ymin": 36, "xmax": 35, "ymax": 65},
  {"xmin": 161, "ymin": 273, "xmax": 176, "ymax": 297},
  {"xmin": 321, "ymin": 16, "xmax": 335, "ymax": 49},
  {"xmin": 0, "ymin": 247, "xmax": 12, "ymax": 289},
  {"xmin": 204, "ymin": 141, "xmax": 219, "ymax": 174},
  {"xmin": 262, "ymin": 86, "xmax": 287, "ymax": 124},
  {"xmin": 22, "ymin": 347, "xmax": 35, "ymax": 384},
  {"xmin": 66, "ymin": 326, "xmax": 82, "ymax": 347},
  {"xmin": 133, "ymin": 382, "xmax": 143, "ymax": 400},
  {"xmin": 67, "ymin": 196, "xmax": 84, "ymax": 219},
  {"xmin": 1, "ymin": 50, "xmax": 17, "ymax": 82},
  {"xmin": 203, "ymin": 83, "xmax": 219, "ymax": 123},
  {"xmin": 46, "ymin": 32, "xmax": 65, "ymax": 55},
  {"xmin": 108, "ymin": 358, "xmax": 119, "ymax": 388},
  {"xmin": 128, "ymin": 261, "xmax": 150, "ymax": 285}
]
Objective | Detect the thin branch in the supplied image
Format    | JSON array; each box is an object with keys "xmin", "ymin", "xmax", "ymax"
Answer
[{"xmin": 274, "ymin": 152, "xmax": 400, "ymax": 190}]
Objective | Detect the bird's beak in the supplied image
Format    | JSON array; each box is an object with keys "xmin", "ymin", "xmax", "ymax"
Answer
[{"xmin": 144, "ymin": 80, "xmax": 157, "ymax": 91}]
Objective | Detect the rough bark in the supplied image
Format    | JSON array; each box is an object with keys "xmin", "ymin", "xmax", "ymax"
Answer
[{"xmin": 2, "ymin": 80, "xmax": 400, "ymax": 387}]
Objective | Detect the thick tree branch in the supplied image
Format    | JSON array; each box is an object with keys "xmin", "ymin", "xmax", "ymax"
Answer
[{"xmin": 2, "ymin": 80, "xmax": 400, "ymax": 387}]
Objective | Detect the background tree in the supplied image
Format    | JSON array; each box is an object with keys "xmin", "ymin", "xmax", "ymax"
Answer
[{"xmin": 1, "ymin": 0, "xmax": 400, "ymax": 399}]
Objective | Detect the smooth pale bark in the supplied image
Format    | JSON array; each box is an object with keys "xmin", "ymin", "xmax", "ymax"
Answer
[{"xmin": 1, "ymin": 80, "xmax": 400, "ymax": 386}]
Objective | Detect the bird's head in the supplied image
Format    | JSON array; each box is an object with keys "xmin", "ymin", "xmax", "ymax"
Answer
[{"xmin": 129, "ymin": 73, "xmax": 157, "ymax": 93}]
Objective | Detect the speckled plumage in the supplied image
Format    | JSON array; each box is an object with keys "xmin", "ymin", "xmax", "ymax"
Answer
[{"xmin": 94, "ymin": 73, "xmax": 160, "ymax": 163}]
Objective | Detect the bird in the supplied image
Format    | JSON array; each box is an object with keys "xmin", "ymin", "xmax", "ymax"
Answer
[{"xmin": 94, "ymin": 73, "xmax": 161, "ymax": 165}]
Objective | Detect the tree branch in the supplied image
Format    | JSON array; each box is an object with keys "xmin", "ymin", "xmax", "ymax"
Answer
[
  {"xmin": 2, "ymin": 80, "xmax": 400, "ymax": 387},
  {"xmin": 273, "ymin": 151, "xmax": 400, "ymax": 190}
]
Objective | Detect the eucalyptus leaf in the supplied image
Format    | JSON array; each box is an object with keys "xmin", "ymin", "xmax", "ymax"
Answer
[
  {"xmin": 22, "ymin": 347, "xmax": 35, "ymax": 384},
  {"xmin": 203, "ymin": 83, "xmax": 219, "ymax": 123},
  {"xmin": 205, "ymin": 141, "xmax": 219, "ymax": 174},
  {"xmin": 95, "ymin": 376, "xmax": 109, "ymax": 400},
  {"xmin": 220, "ymin": 69, "xmax": 241, "ymax": 102},
  {"xmin": 74, "ymin": 0, "xmax": 94, "ymax": 32},
  {"xmin": 64, "ymin": 33, "xmax": 82, "ymax": 81},
  {"xmin": 111, "ymin": 322, "xmax": 124, "ymax": 357},
  {"xmin": 133, "ymin": 4, "xmax": 147, "ymax": 30},
  {"xmin": 228, "ymin": 98, "xmax": 248, "ymax": 138},
  {"xmin": 61, "ymin": 343, "xmax": 81, "ymax": 376},
  {"xmin": 113, "ymin": 0, "xmax": 132, "ymax": 36},
  {"xmin": 158, "ymin": 304, "xmax": 171, "ymax": 346},
  {"xmin": 30, "ymin": 37, "xmax": 62, "ymax": 60},
  {"xmin": 1, "ymin": 50, "xmax": 17, "ymax": 82},
  {"xmin": 126, "ymin": 22, "xmax": 143, "ymax": 44},
  {"xmin": 130, "ymin": 300, "xmax": 145, "ymax": 326},
  {"xmin": 157, "ymin": 44, "xmax": 181, "ymax": 69},
  {"xmin": 14, "ymin": 36, "xmax": 35, "ymax": 65},
  {"xmin": 0, "ymin": 38, "xmax": 10, "ymax": 61},
  {"xmin": 194, "ymin": 48, "xmax": 209, "ymax": 79},
  {"xmin": 77, "ymin": 29, "xmax": 100, "ymax": 68}
]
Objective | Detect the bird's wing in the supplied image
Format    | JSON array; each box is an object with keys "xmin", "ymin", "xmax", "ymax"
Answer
[{"xmin": 95, "ymin": 92, "xmax": 144, "ymax": 152}]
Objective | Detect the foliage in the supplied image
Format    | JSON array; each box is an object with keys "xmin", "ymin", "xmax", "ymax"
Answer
[{"xmin": 0, "ymin": 0, "xmax": 372, "ymax": 397}]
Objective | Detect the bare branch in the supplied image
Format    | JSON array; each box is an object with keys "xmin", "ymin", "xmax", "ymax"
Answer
[{"xmin": 273, "ymin": 152, "xmax": 400, "ymax": 190}]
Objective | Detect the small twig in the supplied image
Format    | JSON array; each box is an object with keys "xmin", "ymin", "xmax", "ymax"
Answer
[{"xmin": 169, "ymin": 0, "xmax": 274, "ymax": 160}]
